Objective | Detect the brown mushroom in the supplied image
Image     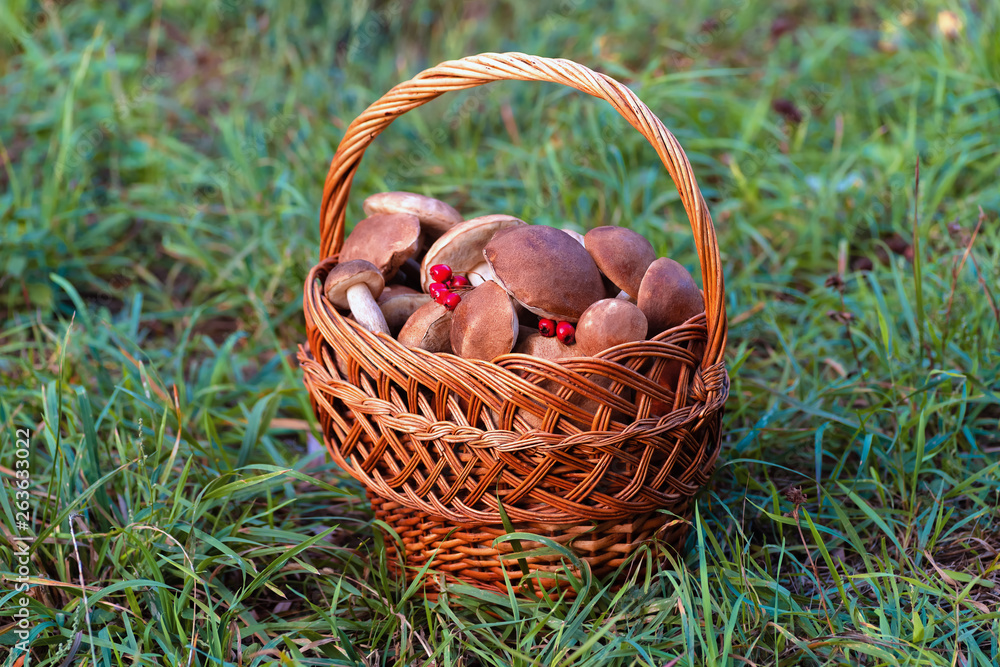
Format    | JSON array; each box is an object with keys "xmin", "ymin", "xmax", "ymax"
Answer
[
  {"xmin": 516, "ymin": 325, "xmax": 537, "ymax": 345},
  {"xmin": 484, "ymin": 225, "xmax": 606, "ymax": 322},
  {"xmin": 513, "ymin": 332, "xmax": 576, "ymax": 360},
  {"xmin": 637, "ymin": 258, "xmax": 704, "ymax": 335},
  {"xmin": 323, "ymin": 260, "xmax": 390, "ymax": 335},
  {"xmin": 378, "ymin": 287, "xmax": 432, "ymax": 334},
  {"xmin": 575, "ymin": 299, "xmax": 648, "ymax": 356},
  {"xmin": 378, "ymin": 284, "xmax": 421, "ymax": 301},
  {"xmin": 449, "ymin": 281, "xmax": 519, "ymax": 361},
  {"xmin": 584, "ymin": 226, "xmax": 657, "ymax": 300},
  {"xmin": 420, "ymin": 214, "xmax": 526, "ymax": 290},
  {"xmin": 363, "ymin": 191, "xmax": 462, "ymax": 238},
  {"xmin": 397, "ymin": 300, "xmax": 452, "ymax": 352},
  {"xmin": 339, "ymin": 213, "xmax": 421, "ymax": 282}
]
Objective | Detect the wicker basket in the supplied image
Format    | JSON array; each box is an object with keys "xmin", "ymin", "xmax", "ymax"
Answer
[{"xmin": 299, "ymin": 52, "xmax": 729, "ymax": 597}]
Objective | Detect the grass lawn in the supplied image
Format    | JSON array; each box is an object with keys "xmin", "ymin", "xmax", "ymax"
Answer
[{"xmin": 1, "ymin": 0, "xmax": 998, "ymax": 665}]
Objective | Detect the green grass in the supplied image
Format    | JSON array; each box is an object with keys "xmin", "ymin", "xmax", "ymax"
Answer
[{"xmin": 1, "ymin": 0, "xmax": 998, "ymax": 664}]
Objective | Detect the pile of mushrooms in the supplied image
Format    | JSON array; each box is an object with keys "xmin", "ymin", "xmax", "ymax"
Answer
[{"xmin": 324, "ymin": 191, "xmax": 705, "ymax": 364}]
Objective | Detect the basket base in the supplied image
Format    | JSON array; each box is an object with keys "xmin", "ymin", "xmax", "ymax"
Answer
[{"xmin": 370, "ymin": 493, "xmax": 689, "ymax": 599}]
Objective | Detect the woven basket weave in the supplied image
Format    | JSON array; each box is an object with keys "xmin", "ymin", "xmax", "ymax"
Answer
[{"xmin": 299, "ymin": 52, "xmax": 729, "ymax": 597}]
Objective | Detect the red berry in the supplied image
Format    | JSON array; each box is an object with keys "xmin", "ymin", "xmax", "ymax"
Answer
[
  {"xmin": 435, "ymin": 290, "xmax": 451, "ymax": 305},
  {"xmin": 450, "ymin": 274, "xmax": 471, "ymax": 288},
  {"xmin": 442, "ymin": 292, "xmax": 461, "ymax": 311},
  {"xmin": 430, "ymin": 264, "xmax": 452, "ymax": 283},
  {"xmin": 428, "ymin": 282, "xmax": 449, "ymax": 299},
  {"xmin": 556, "ymin": 321, "xmax": 575, "ymax": 345},
  {"xmin": 538, "ymin": 319, "xmax": 557, "ymax": 337}
]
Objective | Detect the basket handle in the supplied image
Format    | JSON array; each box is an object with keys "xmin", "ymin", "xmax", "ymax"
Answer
[{"xmin": 319, "ymin": 52, "xmax": 727, "ymax": 369}]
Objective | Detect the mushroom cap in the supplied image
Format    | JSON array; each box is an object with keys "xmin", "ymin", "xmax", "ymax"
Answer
[
  {"xmin": 419, "ymin": 214, "xmax": 526, "ymax": 291},
  {"xmin": 377, "ymin": 284, "xmax": 421, "ymax": 301},
  {"xmin": 575, "ymin": 299, "xmax": 648, "ymax": 356},
  {"xmin": 363, "ymin": 191, "xmax": 462, "ymax": 238},
  {"xmin": 397, "ymin": 300, "xmax": 453, "ymax": 352},
  {"xmin": 484, "ymin": 225, "xmax": 606, "ymax": 322},
  {"xmin": 450, "ymin": 281, "xmax": 519, "ymax": 361},
  {"xmin": 513, "ymin": 332, "xmax": 576, "ymax": 361},
  {"xmin": 584, "ymin": 226, "xmax": 657, "ymax": 299},
  {"xmin": 636, "ymin": 258, "xmax": 704, "ymax": 334},
  {"xmin": 324, "ymin": 259, "xmax": 385, "ymax": 309},
  {"xmin": 378, "ymin": 290, "xmax": 432, "ymax": 334},
  {"xmin": 339, "ymin": 213, "xmax": 421, "ymax": 281},
  {"xmin": 516, "ymin": 325, "xmax": 537, "ymax": 345}
]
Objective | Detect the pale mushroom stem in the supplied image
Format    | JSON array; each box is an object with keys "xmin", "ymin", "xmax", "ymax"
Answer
[
  {"xmin": 561, "ymin": 228, "xmax": 586, "ymax": 245},
  {"xmin": 467, "ymin": 261, "xmax": 494, "ymax": 286},
  {"xmin": 346, "ymin": 283, "xmax": 390, "ymax": 334},
  {"xmin": 615, "ymin": 289, "xmax": 636, "ymax": 303}
]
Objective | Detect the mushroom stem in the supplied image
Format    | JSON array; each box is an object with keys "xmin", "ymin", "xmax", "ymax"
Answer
[
  {"xmin": 346, "ymin": 283, "xmax": 390, "ymax": 334},
  {"xmin": 467, "ymin": 260, "xmax": 495, "ymax": 286},
  {"xmin": 561, "ymin": 228, "xmax": 586, "ymax": 245},
  {"xmin": 615, "ymin": 289, "xmax": 635, "ymax": 302}
]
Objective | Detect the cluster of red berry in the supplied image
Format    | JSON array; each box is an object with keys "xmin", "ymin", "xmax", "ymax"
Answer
[
  {"xmin": 427, "ymin": 264, "xmax": 471, "ymax": 311},
  {"xmin": 429, "ymin": 263, "xmax": 577, "ymax": 344},
  {"xmin": 537, "ymin": 318, "xmax": 575, "ymax": 345}
]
